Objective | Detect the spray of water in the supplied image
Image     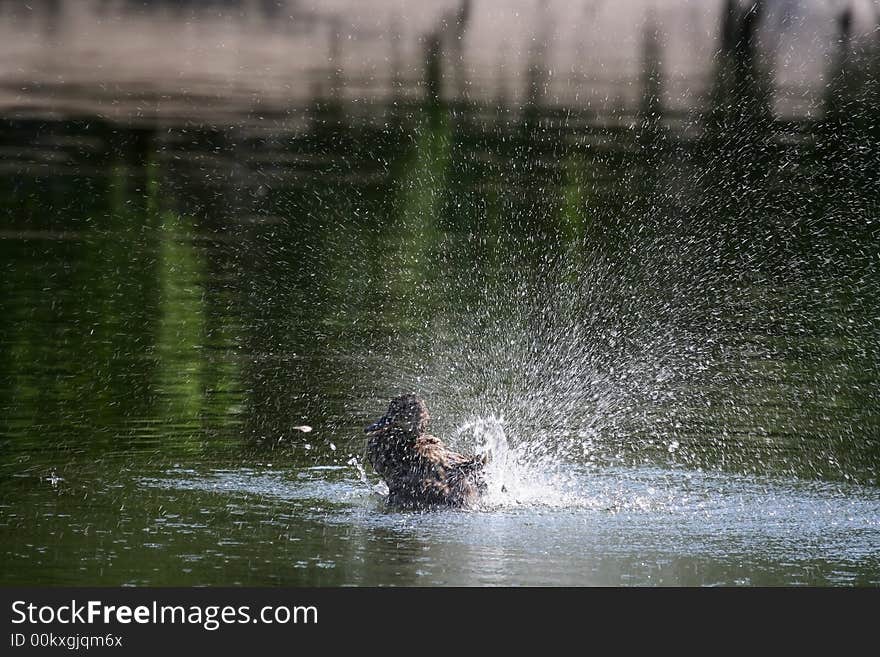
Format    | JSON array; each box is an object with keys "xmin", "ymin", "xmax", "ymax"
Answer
[
  {"xmin": 452, "ymin": 414, "xmax": 587, "ymax": 508},
  {"xmin": 349, "ymin": 220, "xmax": 750, "ymax": 506},
  {"xmin": 349, "ymin": 189, "xmax": 879, "ymax": 503}
]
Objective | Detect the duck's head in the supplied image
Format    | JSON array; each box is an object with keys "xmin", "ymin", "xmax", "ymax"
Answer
[{"xmin": 364, "ymin": 394, "xmax": 430, "ymax": 440}]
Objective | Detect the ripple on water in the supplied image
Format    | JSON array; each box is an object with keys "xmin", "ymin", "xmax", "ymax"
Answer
[{"xmin": 141, "ymin": 455, "xmax": 880, "ymax": 577}]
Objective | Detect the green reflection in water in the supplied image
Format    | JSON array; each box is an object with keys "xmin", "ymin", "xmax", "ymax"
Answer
[
  {"xmin": 560, "ymin": 153, "xmax": 590, "ymax": 247},
  {"xmin": 156, "ymin": 211, "xmax": 206, "ymax": 426},
  {"xmin": 387, "ymin": 109, "xmax": 451, "ymax": 317}
]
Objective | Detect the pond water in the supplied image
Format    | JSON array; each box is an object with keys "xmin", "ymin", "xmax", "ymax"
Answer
[{"xmin": 1, "ymin": 0, "xmax": 879, "ymax": 586}]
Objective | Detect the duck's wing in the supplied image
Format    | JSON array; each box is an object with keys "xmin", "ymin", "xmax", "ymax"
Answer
[
  {"xmin": 414, "ymin": 435, "xmax": 487, "ymax": 471},
  {"xmin": 409, "ymin": 435, "xmax": 487, "ymax": 506},
  {"xmin": 414, "ymin": 435, "xmax": 459, "ymax": 466}
]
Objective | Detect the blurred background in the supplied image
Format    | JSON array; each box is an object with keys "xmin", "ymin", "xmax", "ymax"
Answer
[
  {"xmin": 1, "ymin": 0, "xmax": 878, "ymax": 586},
  {"xmin": 1, "ymin": 0, "xmax": 877, "ymax": 120}
]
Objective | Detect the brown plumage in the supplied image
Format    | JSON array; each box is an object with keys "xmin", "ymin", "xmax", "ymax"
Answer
[{"xmin": 364, "ymin": 394, "xmax": 487, "ymax": 509}]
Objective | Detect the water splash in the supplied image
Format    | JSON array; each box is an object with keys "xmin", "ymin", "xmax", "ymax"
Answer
[
  {"xmin": 348, "ymin": 455, "xmax": 390, "ymax": 498},
  {"xmin": 346, "ymin": 456, "xmax": 369, "ymax": 484},
  {"xmin": 363, "ymin": 234, "xmax": 733, "ymax": 476},
  {"xmin": 455, "ymin": 414, "xmax": 602, "ymax": 509},
  {"xmin": 355, "ymin": 196, "xmax": 880, "ymax": 487},
  {"xmin": 453, "ymin": 415, "xmax": 510, "ymax": 498}
]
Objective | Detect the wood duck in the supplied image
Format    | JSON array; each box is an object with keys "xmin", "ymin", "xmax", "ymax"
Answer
[{"xmin": 364, "ymin": 394, "xmax": 487, "ymax": 509}]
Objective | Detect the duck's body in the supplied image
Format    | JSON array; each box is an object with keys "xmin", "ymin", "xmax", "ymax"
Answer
[{"xmin": 365, "ymin": 395, "xmax": 486, "ymax": 509}]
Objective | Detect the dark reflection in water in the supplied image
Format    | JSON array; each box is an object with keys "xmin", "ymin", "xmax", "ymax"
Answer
[{"xmin": 0, "ymin": 0, "xmax": 878, "ymax": 585}]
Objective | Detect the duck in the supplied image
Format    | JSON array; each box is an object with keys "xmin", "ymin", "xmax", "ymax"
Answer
[{"xmin": 364, "ymin": 394, "xmax": 487, "ymax": 509}]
